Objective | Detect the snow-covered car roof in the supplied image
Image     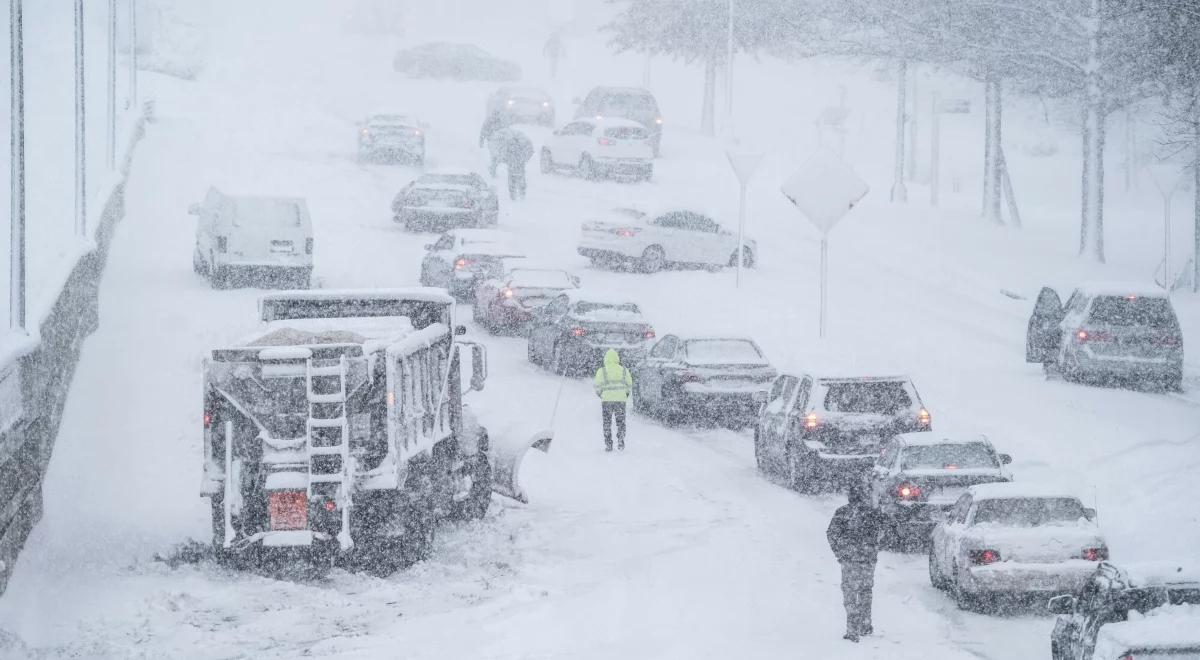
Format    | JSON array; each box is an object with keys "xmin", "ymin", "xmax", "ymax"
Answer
[
  {"xmin": 506, "ymin": 268, "xmax": 578, "ymax": 288},
  {"xmin": 365, "ymin": 113, "xmax": 419, "ymax": 125},
  {"xmin": 496, "ymin": 85, "xmax": 549, "ymax": 98},
  {"xmin": 1078, "ymin": 282, "xmax": 1170, "ymax": 298},
  {"xmin": 410, "ymin": 183, "xmax": 473, "ymax": 194},
  {"xmin": 967, "ymin": 482, "xmax": 1080, "ymax": 501},
  {"xmin": 456, "ymin": 244, "xmax": 526, "ymax": 258},
  {"xmin": 894, "ymin": 432, "xmax": 993, "ymax": 448},
  {"xmin": 1094, "ymin": 605, "xmax": 1200, "ymax": 656},
  {"xmin": 560, "ymin": 289, "xmax": 640, "ymax": 308},
  {"xmin": 815, "ymin": 375, "xmax": 911, "ymax": 384},
  {"xmin": 586, "ymin": 117, "xmax": 650, "ymax": 130},
  {"xmin": 1114, "ymin": 561, "xmax": 1200, "ymax": 588},
  {"xmin": 589, "ymin": 85, "xmax": 656, "ymax": 97},
  {"xmin": 423, "ymin": 167, "xmax": 480, "ymax": 177},
  {"xmin": 261, "ymin": 288, "xmax": 454, "ymax": 305}
]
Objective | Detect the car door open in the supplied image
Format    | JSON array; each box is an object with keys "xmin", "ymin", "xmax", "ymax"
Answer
[{"xmin": 1026, "ymin": 287, "xmax": 1065, "ymax": 363}]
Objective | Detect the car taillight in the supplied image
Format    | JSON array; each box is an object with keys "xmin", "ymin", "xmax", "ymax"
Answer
[
  {"xmin": 268, "ymin": 491, "xmax": 308, "ymax": 531},
  {"xmin": 1076, "ymin": 329, "xmax": 1111, "ymax": 343},
  {"xmin": 203, "ymin": 412, "xmax": 212, "ymax": 428},
  {"xmin": 1153, "ymin": 334, "xmax": 1181, "ymax": 347},
  {"xmin": 455, "ymin": 258, "xmax": 471, "ymax": 270},
  {"xmin": 1082, "ymin": 547, "xmax": 1109, "ymax": 561},
  {"xmin": 895, "ymin": 482, "xmax": 922, "ymax": 501},
  {"xmin": 614, "ymin": 227, "xmax": 639, "ymax": 237},
  {"xmin": 502, "ymin": 287, "xmax": 514, "ymax": 298},
  {"xmin": 305, "ymin": 238, "xmax": 313, "ymax": 255},
  {"xmin": 804, "ymin": 413, "xmax": 819, "ymax": 430},
  {"xmin": 571, "ymin": 327, "xmax": 586, "ymax": 337},
  {"xmin": 968, "ymin": 549, "xmax": 1001, "ymax": 565},
  {"xmin": 917, "ymin": 408, "xmax": 931, "ymax": 427},
  {"xmin": 216, "ymin": 236, "xmax": 228, "ymax": 253},
  {"xmin": 597, "ymin": 137, "xmax": 615, "ymax": 146},
  {"xmin": 644, "ymin": 329, "xmax": 655, "ymax": 339}
]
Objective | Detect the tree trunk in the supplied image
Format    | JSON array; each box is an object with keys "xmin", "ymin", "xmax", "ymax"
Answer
[
  {"xmin": 982, "ymin": 78, "xmax": 1003, "ymax": 224},
  {"xmin": 1193, "ymin": 121, "xmax": 1199, "ymax": 293},
  {"xmin": 700, "ymin": 58, "xmax": 716, "ymax": 137},
  {"xmin": 890, "ymin": 59, "xmax": 908, "ymax": 203},
  {"xmin": 1079, "ymin": 0, "xmax": 1106, "ymax": 262}
]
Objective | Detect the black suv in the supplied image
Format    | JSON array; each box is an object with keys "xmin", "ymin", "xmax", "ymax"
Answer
[
  {"xmin": 755, "ymin": 375, "xmax": 931, "ymax": 492},
  {"xmin": 1049, "ymin": 561, "xmax": 1200, "ymax": 660},
  {"xmin": 574, "ymin": 86, "xmax": 663, "ymax": 156}
]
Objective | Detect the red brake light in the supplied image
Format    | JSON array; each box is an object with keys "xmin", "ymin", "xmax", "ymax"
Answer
[
  {"xmin": 597, "ymin": 137, "xmax": 615, "ymax": 146},
  {"xmin": 1082, "ymin": 547, "xmax": 1109, "ymax": 561},
  {"xmin": 455, "ymin": 258, "xmax": 470, "ymax": 270},
  {"xmin": 644, "ymin": 329, "xmax": 655, "ymax": 339},
  {"xmin": 502, "ymin": 287, "xmax": 514, "ymax": 298},
  {"xmin": 571, "ymin": 327, "xmax": 586, "ymax": 337},
  {"xmin": 804, "ymin": 413, "xmax": 819, "ymax": 429},
  {"xmin": 917, "ymin": 408, "xmax": 931, "ymax": 427},
  {"xmin": 895, "ymin": 482, "xmax": 922, "ymax": 501},
  {"xmin": 203, "ymin": 412, "xmax": 212, "ymax": 428},
  {"xmin": 615, "ymin": 228, "xmax": 638, "ymax": 238},
  {"xmin": 268, "ymin": 491, "xmax": 308, "ymax": 531},
  {"xmin": 969, "ymin": 549, "xmax": 1001, "ymax": 565},
  {"xmin": 324, "ymin": 500, "xmax": 337, "ymax": 512},
  {"xmin": 1076, "ymin": 329, "xmax": 1111, "ymax": 343}
]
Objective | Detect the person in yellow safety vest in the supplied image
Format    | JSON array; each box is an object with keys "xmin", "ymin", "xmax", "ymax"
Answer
[{"xmin": 593, "ymin": 349, "xmax": 633, "ymax": 452}]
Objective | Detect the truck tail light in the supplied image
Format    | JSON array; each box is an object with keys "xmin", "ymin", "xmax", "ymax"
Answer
[
  {"xmin": 968, "ymin": 549, "xmax": 1001, "ymax": 565},
  {"xmin": 216, "ymin": 236, "xmax": 228, "ymax": 253},
  {"xmin": 268, "ymin": 491, "xmax": 308, "ymax": 531}
]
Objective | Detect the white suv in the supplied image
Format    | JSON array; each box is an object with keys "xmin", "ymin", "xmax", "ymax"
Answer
[
  {"xmin": 190, "ymin": 187, "xmax": 314, "ymax": 289},
  {"xmin": 540, "ymin": 118, "xmax": 653, "ymax": 181},
  {"xmin": 577, "ymin": 207, "xmax": 756, "ymax": 273}
]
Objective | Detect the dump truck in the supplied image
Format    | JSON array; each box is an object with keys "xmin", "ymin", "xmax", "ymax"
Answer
[{"xmin": 199, "ymin": 288, "xmax": 549, "ymax": 574}]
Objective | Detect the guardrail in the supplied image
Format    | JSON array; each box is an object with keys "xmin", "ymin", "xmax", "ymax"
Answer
[{"xmin": 0, "ymin": 104, "xmax": 151, "ymax": 595}]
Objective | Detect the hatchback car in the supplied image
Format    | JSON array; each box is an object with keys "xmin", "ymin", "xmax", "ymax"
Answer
[
  {"xmin": 633, "ymin": 336, "xmax": 776, "ymax": 427},
  {"xmin": 486, "ymin": 85, "xmax": 554, "ymax": 126},
  {"xmin": 1050, "ymin": 561, "xmax": 1200, "ymax": 660},
  {"xmin": 392, "ymin": 169, "xmax": 500, "ymax": 231},
  {"xmin": 473, "ymin": 267, "xmax": 580, "ymax": 334},
  {"xmin": 755, "ymin": 375, "xmax": 931, "ymax": 492},
  {"xmin": 574, "ymin": 86, "xmax": 663, "ymax": 156},
  {"xmin": 1027, "ymin": 284, "xmax": 1184, "ymax": 391},
  {"xmin": 526, "ymin": 291, "xmax": 654, "ymax": 376},
  {"xmin": 928, "ymin": 483, "xmax": 1107, "ymax": 610},
  {"xmin": 540, "ymin": 118, "xmax": 653, "ymax": 181},
  {"xmin": 867, "ymin": 433, "xmax": 1012, "ymax": 549}
]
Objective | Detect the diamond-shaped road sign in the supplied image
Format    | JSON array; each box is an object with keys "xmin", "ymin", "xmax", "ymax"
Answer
[{"xmin": 781, "ymin": 151, "xmax": 869, "ymax": 235}]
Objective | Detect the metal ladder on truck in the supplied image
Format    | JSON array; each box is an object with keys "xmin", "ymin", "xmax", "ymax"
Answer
[{"xmin": 305, "ymin": 356, "xmax": 354, "ymax": 550}]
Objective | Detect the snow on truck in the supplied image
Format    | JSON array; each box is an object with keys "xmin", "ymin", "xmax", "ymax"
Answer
[{"xmin": 200, "ymin": 289, "xmax": 549, "ymax": 573}]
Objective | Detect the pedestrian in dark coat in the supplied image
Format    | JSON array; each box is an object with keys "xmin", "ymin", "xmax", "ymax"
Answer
[
  {"xmin": 487, "ymin": 128, "xmax": 533, "ymax": 200},
  {"xmin": 826, "ymin": 482, "xmax": 885, "ymax": 642},
  {"xmin": 479, "ymin": 111, "xmax": 511, "ymax": 150}
]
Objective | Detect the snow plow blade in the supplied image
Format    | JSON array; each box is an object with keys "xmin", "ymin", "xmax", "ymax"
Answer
[{"xmin": 490, "ymin": 429, "xmax": 553, "ymax": 504}]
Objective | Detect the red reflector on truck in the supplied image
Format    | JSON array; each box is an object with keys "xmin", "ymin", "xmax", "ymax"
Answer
[{"xmin": 268, "ymin": 491, "xmax": 308, "ymax": 531}]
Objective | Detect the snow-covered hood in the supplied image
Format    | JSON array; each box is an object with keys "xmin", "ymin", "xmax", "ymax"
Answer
[
  {"xmin": 236, "ymin": 316, "xmax": 416, "ymax": 349},
  {"xmin": 1094, "ymin": 605, "xmax": 1200, "ymax": 659},
  {"xmin": 966, "ymin": 522, "xmax": 1105, "ymax": 562}
]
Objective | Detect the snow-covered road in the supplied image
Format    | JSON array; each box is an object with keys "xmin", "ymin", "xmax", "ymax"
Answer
[{"xmin": 2, "ymin": 2, "xmax": 1198, "ymax": 658}]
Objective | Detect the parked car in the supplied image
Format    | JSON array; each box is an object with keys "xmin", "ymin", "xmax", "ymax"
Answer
[
  {"xmin": 578, "ymin": 207, "xmax": 756, "ymax": 273},
  {"xmin": 1089, "ymin": 608, "xmax": 1200, "ymax": 660},
  {"xmin": 633, "ymin": 336, "xmax": 776, "ymax": 427},
  {"xmin": 540, "ymin": 118, "xmax": 653, "ymax": 182},
  {"xmin": 487, "ymin": 85, "xmax": 554, "ymax": 126},
  {"xmin": 526, "ymin": 291, "xmax": 654, "ymax": 376},
  {"xmin": 357, "ymin": 112, "xmax": 425, "ymax": 164},
  {"xmin": 754, "ymin": 375, "xmax": 931, "ymax": 492},
  {"xmin": 1050, "ymin": 561, "xmax": 1200, "ymax": 660},
  {"xmin": 393, "ymin": 42, "xmax": 520, "ymax": 81},
  {"xmin": 574, "ymin": 86, "xmax": 663, "ymax": 156},
  {"xmin": 474, "ymin": 267, "xmax": 580, "ymax": 334},
  {"xmin": 419, "ymin": 228, "xmax": 513, "ymax": 287},
  {"xmin": 190, "ymin": 187, "xmax": 313, "ymax": 289},
  {"xmin": 928, "ymin": 483, "xmax": 1107, "ymax": 611},
  {"xmin": 866, "ymin": 433, "xmax": 1012, "ymax": 550},
  {"xmin": 392, "ymin": 169, "xmax": 499, "ymax": 231},
  {"xmin": 1026, "ymin": 283, "xmax": 1184, "ymax": 391}
]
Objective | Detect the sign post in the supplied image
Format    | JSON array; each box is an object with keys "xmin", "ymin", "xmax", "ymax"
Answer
[
  {"xmin": 726, "ymin": 150, "xmax": 763, "ymax": 288},
  {"xmin": 781, "ymin": 152, "xmax": 869, "ymax": 338},
  {"xmin": 1147, "ymin": 162, "xmax": 1190, "ymax": 296}
]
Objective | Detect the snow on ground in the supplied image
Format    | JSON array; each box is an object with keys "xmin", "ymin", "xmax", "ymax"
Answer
[{"xmin": 2, "ymin": 1, "xmax": 1199, "ymax": 658}]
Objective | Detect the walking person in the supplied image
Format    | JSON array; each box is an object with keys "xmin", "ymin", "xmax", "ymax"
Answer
[
  {"xmin": 593, "ymin": 349, "xmax": 632, "ymax": 452},
  {"xmin": 825, "ymin": 482, "xmax": 885, "ymax": 642},
  {"xmin": 488, "ymin": 127, "xmax": 533, "ymax": 200}
]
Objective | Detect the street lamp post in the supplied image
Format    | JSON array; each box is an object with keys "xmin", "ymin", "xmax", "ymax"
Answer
[
  {"xmin": 10, "ymin": 0, "xmax": 26, "ymax": 332},
  {"xmin": 107, "ymin": 0, "xmax": 116, "ymax": 170},
  {"xmin": 75, "ymin": 0, "xmax": 86, "ymax": 237},
  {"xmin": 128, "ymin": 0, "xmax": 137, "ymax": 107}
]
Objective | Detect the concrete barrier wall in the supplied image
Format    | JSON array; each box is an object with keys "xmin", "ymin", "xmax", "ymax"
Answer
[{"xmin": 0, "ymin": 109, "xmax": 149, "ymax": 595}]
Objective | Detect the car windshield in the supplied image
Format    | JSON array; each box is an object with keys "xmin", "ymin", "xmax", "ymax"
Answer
[
  {"xmin": 605, "ymin": 126, "xmax": 648, "ymax": 140},
  {"xmin": 599, "ymin": 94, "xmax": 658, "ymax": 115},
  {"xmin": 821, "ymin": 381, "xmax": 912, "ymax": 414},
  {"xmin": 684, "ymin": 339, "xmax": 764, "ymax": 365},
  {"xmin": 509, "ymin": 270, "xmax": 574, "ymax": 289},
  {"xmin": 1089, "ymin": 295, "xmax": 1177, "ymax": 328},
  {"xmin": 901, "ymin": 444, "xmax": 997, "ymax": 470},
  {"xmin": 972, "ymin": 497, "xmax": 1086, "ymax": 526},
  {"xmin": 232, "ymin": 199, "xmax": 302, "ymax": 227}
]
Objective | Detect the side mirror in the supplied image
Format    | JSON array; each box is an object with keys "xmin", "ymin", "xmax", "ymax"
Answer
[
  {"xmin": 1083, "ymin": 507, "xmax": 1097, "ymax": 522},
  {"xmin": 999, "ymin": 453, "xmax": 1012, "ymax": 465},
  {"xmin": 188, "ymin": 203, "xmax": 201, "ymax": 216},
  {"xmin": 469, "ymin": 343, "xmax": 487, "ymax": 391},
  {"xmin": 455, "ymin": 325, "xmax": 468, "ymax": 336},
  {"xmin": 1047, "ymin": 595, "xmax": 1076, "ymax": 615}
]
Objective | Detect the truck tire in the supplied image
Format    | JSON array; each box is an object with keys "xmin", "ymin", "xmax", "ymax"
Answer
[
  {"xmin": 211, "ymin": 265, "xmax": 231, "ymax": 290},
  {"xmin": 208, "ymin": 495, "xmax": 235, "ymax": 566},
  {"xmin": 449, "ymin": 452, "xmax": 492, "ymax": 521}
]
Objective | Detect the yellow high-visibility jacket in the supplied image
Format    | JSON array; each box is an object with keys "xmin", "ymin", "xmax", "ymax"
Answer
[{"xmin": 593, "ymin": 349, "xmax": 633, "ymax": 403}]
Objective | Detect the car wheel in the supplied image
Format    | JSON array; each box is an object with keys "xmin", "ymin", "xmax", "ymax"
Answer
[
  {"xmin": 551, "ymin": 342, "xmax": 570, "ymax": 376},
  {"xmin": 1163, "ymin": 370, "xmax": 1184, "ymax": 393},
  {"xmin": 639, "ymin": 245, "xmax": 666, "ymax": 273},
  {"xmin": 729, "ymin": 246, "xmax": 754, "ymax": 269},
  {"xmin": 1060, "ymin": 348, "xmax": 1082, "ymax": 383},
  {"xmin": 540, "ymin": 149, "xmax": 553, "ymax": 174},
  {"xmin": 210, "ymin": 264, "xmax": 230, "ymax": 290},
  {"xmin": 787, "ymin": 447, "xmax": 818, "ymax": 493},
  {"xmin": 192, "ymin": 249, "xmax": 206, "ymax": 276},
  {"xmin": 754, "ymin": 431, "xmax": 770, "ymax": 475},
  {"xmin": 579, "ymin": 154, "xmax": 598, "ymax": 180},
  {"xmin": 632, "ymin": 380, "xmax": 649, "ymax": 413},
  {"xmin": 928, "ymin": 549, "xmax": 948, "ymax": 590},
  {"xmin": 952, "ymin": 563, "xmax": 977, "ymax": 611},
  {"xmin": 526, "ymin": 338, "xmax": 539, "ymax": 365}
]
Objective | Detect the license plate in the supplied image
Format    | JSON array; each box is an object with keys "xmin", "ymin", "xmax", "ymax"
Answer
[{"xmin": 270, "ymin": 241, "xmax": 294, "ymax": 253}]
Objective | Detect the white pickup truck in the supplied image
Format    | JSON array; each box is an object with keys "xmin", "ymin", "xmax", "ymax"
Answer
[{"xmin": 577, "ymin": 207, "xmax": 756, "ymax": 273}]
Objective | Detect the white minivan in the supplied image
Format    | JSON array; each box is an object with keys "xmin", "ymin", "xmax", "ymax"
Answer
[{"xmin": 190, "ymin": 187, "xmax": 314, "ymax": 289}]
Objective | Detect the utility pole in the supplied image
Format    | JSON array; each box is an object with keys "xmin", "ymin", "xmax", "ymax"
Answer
[
  {"xmin": 724, "ymin": 0, "xmax": 734, "ymax": 137},
  {"xmin": 128, "ymin": 0, "xmax": 137, "ymax": 108},
  {"xmin": 930, "ymin": 91, "xmax": 940, "ymax": 207},
  {"xmin": 75, "ymin": 0, "xmax": 86, "ymax": 237},
  {"xmin": 107, "ymin": 0, "xmax": 116, "ymax": 170},
  {"xmin": 890, "ymin": 59, "xmax": 908, "ymax": 203},
  {"xmin": 10, "ymin": 0, "xmax": 26, "ymax": 332}
]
